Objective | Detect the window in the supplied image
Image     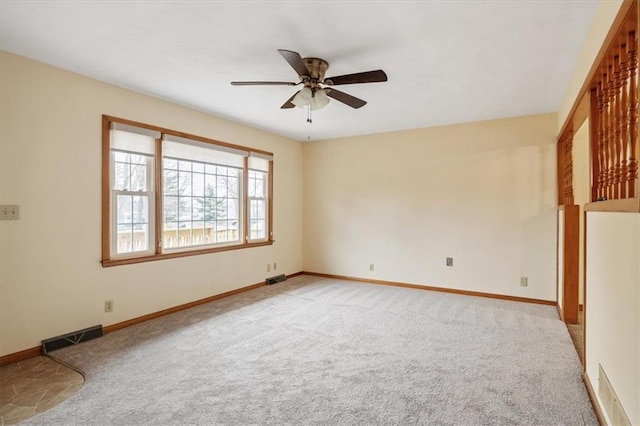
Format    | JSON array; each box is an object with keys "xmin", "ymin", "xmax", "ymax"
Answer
[
  {"xmin": 102, "ymin": 116, "xmax": 273, "ymax": 266},
  {"xmin": 248, "ymin": 155, "xmax": 270, "ymax": 242}
]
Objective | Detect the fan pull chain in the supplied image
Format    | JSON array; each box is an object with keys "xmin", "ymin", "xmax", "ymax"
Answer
[{"xmin": 307, "ymin": 105, "xmax": 312, "ymax": 123}]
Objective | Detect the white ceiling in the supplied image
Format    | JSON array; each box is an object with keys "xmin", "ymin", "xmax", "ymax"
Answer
[{"xmin": 0, "ymin": 1, "xmax": 598, "ymax": 142}]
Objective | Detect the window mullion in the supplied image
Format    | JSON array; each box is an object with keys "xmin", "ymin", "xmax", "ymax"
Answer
[
  {"xmin": 242, "ymin": 156, "xmax": 249, "ymax": 244},
  {"xmin": 155, "ymin": 137, "xmax": 163, "ymax": 254}
]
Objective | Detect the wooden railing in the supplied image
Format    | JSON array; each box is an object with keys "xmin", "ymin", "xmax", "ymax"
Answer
[
  {"xmin": 591, "ymin": 11, "xmax": 639, "ymax": 202},
  {"xmin": 558, "ymin": 131, "xmax": 574, "ymax": 206}
]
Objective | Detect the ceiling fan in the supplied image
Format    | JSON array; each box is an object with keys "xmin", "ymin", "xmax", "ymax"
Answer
[{"xmin": 231, "ymin": 49, "xmax": 387, "ymax": 113}]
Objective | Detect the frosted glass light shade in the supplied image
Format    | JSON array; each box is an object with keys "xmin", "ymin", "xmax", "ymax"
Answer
[
  {"xmin": 292, "ymin": 87, "xmax": 312, "ymax": 108},
  {"xmin": 291, "ymin": 87, "xmax": 330, "ymax": 110},
  {"xmin": 310, "ymin": 89, "xmax": 330, "ymax": 110}
]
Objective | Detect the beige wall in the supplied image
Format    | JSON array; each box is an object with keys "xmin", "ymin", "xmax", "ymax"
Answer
[
  {"xmin": 303, "ymin": 113, "xmax": 558, "ymax": 301},
  {"xmin": 585, "ymin": 212, "xmax": 639, "ymax": 424},
  {"xmin": 0, "ymin": 52, "xmax": 303, "ymax": 356}
]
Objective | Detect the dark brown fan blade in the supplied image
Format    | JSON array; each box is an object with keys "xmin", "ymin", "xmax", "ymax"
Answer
[
  {"xmin": 324, "ymin": 70, "xmax": 387, "ymax": 86},
  {"xmin": 281, "ymin": 91, "xmax": 299, "ymax": 109},
  {"xmin": 277, "ymin": 49, "xmax": 310, "ymax": 77},
  {"xmin": 326, "ymin": 88, "xmax": 367, "ymax": 109},
  {"xmin": 231, "ymin": 81, "xmax": 298, "ymax": 86}
]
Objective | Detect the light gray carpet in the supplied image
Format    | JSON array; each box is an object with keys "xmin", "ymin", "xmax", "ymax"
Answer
[{"xmin": 28, "ymin": 275, "xmax": 596, "ymax": 425}]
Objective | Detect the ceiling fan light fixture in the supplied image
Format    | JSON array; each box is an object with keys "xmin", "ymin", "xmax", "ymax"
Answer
[
  {"xmin": 292, "ymin": 87, "xmax": 312, "ymax": 108},
  {"xmin": 310, "ymin": 89, "xmax": 330, "ymax": 110}
]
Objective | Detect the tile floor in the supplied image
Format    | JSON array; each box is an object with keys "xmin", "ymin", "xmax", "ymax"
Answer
[{"xmin": 0, "ymin": 356, "xmax": 83, "ymax": 425}]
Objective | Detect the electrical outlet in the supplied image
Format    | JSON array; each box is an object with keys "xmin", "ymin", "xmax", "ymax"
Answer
[
  {"xmin": 520, "ymin": 277, "xmax": 528, "ymax": 287},
  {"xmin": 369, "ymin": 264, "xmax": 374, "ymax": 272},
  {"xmin": 105, "ymin": 300, "xmax": 113, "ymax": 313},
  {"xmin": 446, "ymin": 257, "xmax": 453, "ymax": 267},
  {"xmin": 273, "ymin": 262, "xmax": 277, "ymax": 271},
  {"xmin": 0, "ymin": 205, "xmax": 19, "ymax": 220},
  {"xmin": 266, "ymin": 264, "xmax": 271, "ymax": 273}
]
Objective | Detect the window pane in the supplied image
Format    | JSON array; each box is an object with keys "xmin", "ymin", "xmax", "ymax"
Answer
[
  {"xmin": 130, "ymin": 164, "xmax": 147, "ymax": 191},
  {"xmin": 216, "ymin": 221, "xmax": 228, "ymax": 242},
  {"xmin": 227, "ymin": 199, "xmax": 239, "ymax": 220},
  {"xmin": 133, "ymin": 224, "xmax": 149, "ymax": 251},
  {"xmin": 249, "ymin": 198, "xmax": 266, "ymax": 241},
  {"xmin": 179, "ymin": 160, "xmax": 191, "ymax": 171},
  {"xmin": 227, "ymin": 177, "xmax": 239, "ymax": 198},
  {"xmin": 164, "ymin": 196, "xmax": 178, "ymax": 222},
  {"xmin": 192, "ymin": 172, "xmax": 205, "ymax": 196},
  {"xmin": 178, "ymin": 172, "xmax": 192, "ymax": 196},
  {"xmin": 117, "ymin": 195, "xmax": 132, "ymax": 224},
  {"xmin": 164, "ymin": 170, "xmax": 178, "ymax": 195},
  {"xmin": 178, "ymin": 197, "xmax": 192, "ymax": 221},
  {"xmin": 114, "ymin": 152, "xmax": 130, "ymax": 163},
  {"xmin": 192, "ymin": 162, "xmax": 204, "ymax": 173},
  {"xmin": 192, "ymin": 222, "xmax": 205, "ymax": 245},
  {"xmin": 203, "ymin": 198, "xmax": 216, "ymax": 222},
  {"xmin": 205, "ymin": 174, "xmax": 216, "ymax": 196},
  {"xmin": 256, "ymin": 199, "xmax": 265, "ymax": 218},
  {"xmin": 117, "ymin": 224, "xmax": 132, "ymax": 253},
  {"xmin": 216, "ymin": 176, "xmax": 227, "ymax": 197},
  {"xmin": 114, "ymin": 162, "xmax": 129, "ymax": 190},
  {"xmin": 164, "ymin": 158, "xmax": 178, "ymax": 170},
  {"xmin": 217, "ymin": 198, "xmax": 228, "ymax": 219},
  {"xmin": 132, "ymin": 196, "xmax": 148, "ymax": 223},
  {"xmin": 130, "ymin": 154, "xmax": 147, "ymax": 165},
  {"xmin": 193, "ymin": 197, "xmax": 204, "ymax": 220},
  {"xmin": 163, "ymin": 228, "xmax": 178, "ymax": 249},
  {"xmin": 178, "ymin": 223, "xmax": 192, "ymax": 247}
]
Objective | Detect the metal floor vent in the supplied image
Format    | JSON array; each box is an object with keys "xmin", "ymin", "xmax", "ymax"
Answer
[
  {"xmin": 42, "ymin": 325, "xmax": 103, "ymax": 353},
  {"xmin": 266, "ymin": 274, "xmax": 286, "ymax": 285}
]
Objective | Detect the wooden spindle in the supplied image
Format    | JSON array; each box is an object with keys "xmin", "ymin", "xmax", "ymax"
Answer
[
  {"xmin": 620, "ymin": 40, "xmax": 630, "ymax": 198},
  {"xmin": 597, "ymin": 80, "xmax": 606, "ymax": 200},
  {"xmin": 590, "ymin": 87, "xmax": 601, "ymax": 202},
  {"xmin": 607, "ymin": 60, "xmax": 616, "ymax": 199},
  {"xmin": 602, "ymin": 63, "xmax": 611, "ymax": 199},
  {"xmin": 564, "ymin": 131, "xmax": 574, "ymax": 205},
  {"xmin": 613, "ymin": 52, "xmax": 623, "ymax": 199},
  {"xmin": 628, "ymin": 30, "xmax": 639, "ymax": 198},
  {"xmin": 557, "ymin": 138, "xmax": 564, "ymax": 206}
]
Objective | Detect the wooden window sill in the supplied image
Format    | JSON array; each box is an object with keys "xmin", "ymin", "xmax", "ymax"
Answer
[
  {"xmin": 584, "ymin": 197, "xmax": 640, "ymax": 213},
  {"xmin": 102, "ymin": 240, "xmax": 274, "ymax": 267}
]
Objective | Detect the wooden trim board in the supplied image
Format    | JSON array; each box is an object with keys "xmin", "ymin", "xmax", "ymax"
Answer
[
  {"xmin": 303, "ymin": 272, "xmax": 556, "ymax": 306},
  {"xmin": 562, "ymin": 205, "xmax": 580, "ymax": 324},
  {"xmin": 557, "ymin": 304, "xmax": 565, "ymax": 322},
  {"xmin": 103, "ymin": 282, "xmax": 266, "ymax": 334},
  {"xmin": 584, "ymin": 197, "xmax": 640, "ymax": 213},
  {"xmin": 0, "ymin": 346, "xmax": 42, "ymax": 367},
  {"xmin": 104, "ymin": 271, "xmax": 303, "ymax": 333},
  {"xmin": 0, "ymin": 272, "xmax": 303, "ymax": 366}
]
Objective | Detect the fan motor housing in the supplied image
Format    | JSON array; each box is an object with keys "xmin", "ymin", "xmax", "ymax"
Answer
[{"xmin": 302, "ymin": 57, "xmax": 329, "ymax": 82}]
